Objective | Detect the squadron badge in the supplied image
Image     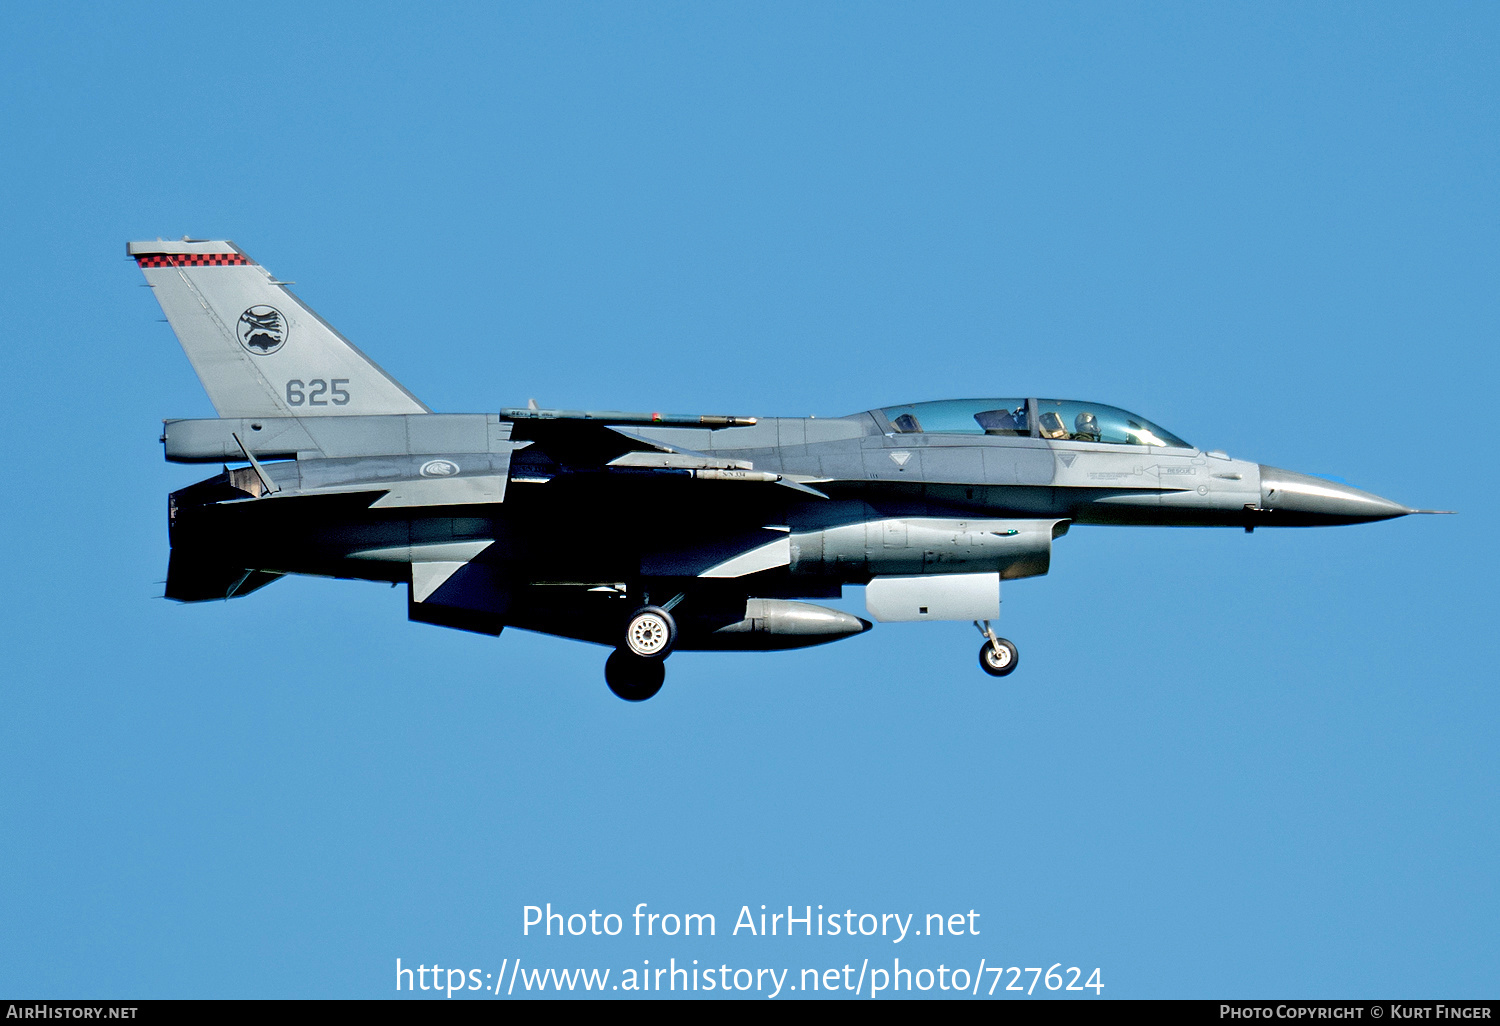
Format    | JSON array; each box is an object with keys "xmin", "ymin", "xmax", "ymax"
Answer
[{"xmin": 237, "ymin": 306, "xmax": 287, "ymax": 356}]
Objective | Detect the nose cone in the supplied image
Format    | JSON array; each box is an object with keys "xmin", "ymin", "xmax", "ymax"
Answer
[{"xmin": 1257, "ymin": 465, "xmax": 1410, "ymax": 524}]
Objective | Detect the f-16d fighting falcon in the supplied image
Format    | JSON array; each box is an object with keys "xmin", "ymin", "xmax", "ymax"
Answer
[{"xmin": 137, "ymin": 239, "xmax": 1448, "ymax": 700}]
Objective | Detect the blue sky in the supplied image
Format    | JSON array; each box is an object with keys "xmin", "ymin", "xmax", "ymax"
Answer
[{"xmin": 0, "ymin": 1, "xmax": 1494, "ymax": 999}]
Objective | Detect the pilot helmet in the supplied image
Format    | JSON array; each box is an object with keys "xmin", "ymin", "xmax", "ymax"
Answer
[{"xmin": 1074, "ymin": 411, "xmax": 1100, "ymax": 439}]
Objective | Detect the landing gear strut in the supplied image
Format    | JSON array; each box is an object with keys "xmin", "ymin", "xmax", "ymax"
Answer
[
  {"xmin": 605, "ymin": 650, "xmax": 665, "ymax": 701},
  {"xmin": 975, "ymin": 620, "xmax": 1019, "ymax": 677}
]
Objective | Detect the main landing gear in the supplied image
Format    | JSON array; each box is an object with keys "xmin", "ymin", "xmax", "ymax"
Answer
[
  {"xmin": 623, "ymin": 605, "xmax": 677, "ymax": 659},
  {"xmin": 605, "ymin": 650, "xmax": 665, "ymax": 701},
  {"xmin": 975, "ymin": 620, "xmax": 1019, "ymax": 677},
  {"xmin": 606, "ymin": 604, "xmax": 678, "ymax": 702}
]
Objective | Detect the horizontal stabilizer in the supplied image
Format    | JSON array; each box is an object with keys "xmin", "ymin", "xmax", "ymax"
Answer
[{"xmin": 165, "ymin": 551, "xmax": 283, "ymax": 602}]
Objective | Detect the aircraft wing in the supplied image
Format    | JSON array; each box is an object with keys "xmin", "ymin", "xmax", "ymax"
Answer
[
  {"xmin": 507, "ymin": 419, "xmax": 676, "ymax": 466},
  {"xmin": 508, "ymin": 418, "xmax": 827, "ymax": 498}
]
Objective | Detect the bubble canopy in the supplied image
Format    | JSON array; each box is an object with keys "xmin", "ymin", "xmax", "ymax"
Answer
[{"xmin": 879, "ymin": 398, "xmax": 1192, "ymax": 449}]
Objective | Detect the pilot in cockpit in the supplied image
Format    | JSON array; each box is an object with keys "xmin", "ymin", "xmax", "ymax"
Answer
[{"xmin": 1073, "ymin": 411, "xmax": 1100, "ymax": 442}]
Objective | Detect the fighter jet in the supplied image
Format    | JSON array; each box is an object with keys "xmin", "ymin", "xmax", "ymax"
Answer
[{"xmin": 137, "ymin": 239, "xmax": 1448, "ymax": 700}]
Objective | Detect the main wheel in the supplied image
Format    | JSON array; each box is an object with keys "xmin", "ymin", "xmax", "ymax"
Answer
[
  {"xmin": 978, "ymin": 638, "xmax": 1019, "ymax": 677},
  {"xmin": 605, "ymin": 650, "xmax": 665, "ymax": 702},
  {"xmin": 623, "ymin": 606, "xmax": 677, "ymax": 660}
]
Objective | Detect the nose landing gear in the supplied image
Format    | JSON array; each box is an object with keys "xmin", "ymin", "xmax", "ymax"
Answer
[{"xmin": 975, "ymin": 620, "xmax": 1019, "ymax": 677}]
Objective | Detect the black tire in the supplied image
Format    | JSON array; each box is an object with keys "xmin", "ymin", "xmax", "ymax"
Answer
[
  {"xmin": 605, "ymin": 650, "xmax": 665, "ymax": 702},
  {"xmin": 623, "ymin": 605, "xmax": 678, "ymax": 660},
  {"xmin": 978, "ymin": 638, "xmax": 1019, "ymax": 677}
]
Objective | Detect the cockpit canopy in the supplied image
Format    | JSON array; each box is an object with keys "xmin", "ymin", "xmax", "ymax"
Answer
[{"xmin": 880, "ymin": 398, "xmax": 1192, "ymax": 449}]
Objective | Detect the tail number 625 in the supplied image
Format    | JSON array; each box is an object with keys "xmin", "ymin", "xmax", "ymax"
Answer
[{"xmin": 286, "ymin": 379, "xmax": 350, "ymax": 406}]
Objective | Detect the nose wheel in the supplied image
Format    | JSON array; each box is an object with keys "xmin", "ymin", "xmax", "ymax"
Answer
[{"xmin": 975, "ymin": 620, "xmax": 1019, "ymax": 677}]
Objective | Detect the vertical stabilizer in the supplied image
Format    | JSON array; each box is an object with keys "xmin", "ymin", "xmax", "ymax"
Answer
[{"xmin": 131, "ymin": 239, "xmax": 428, "ymax": 418}]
